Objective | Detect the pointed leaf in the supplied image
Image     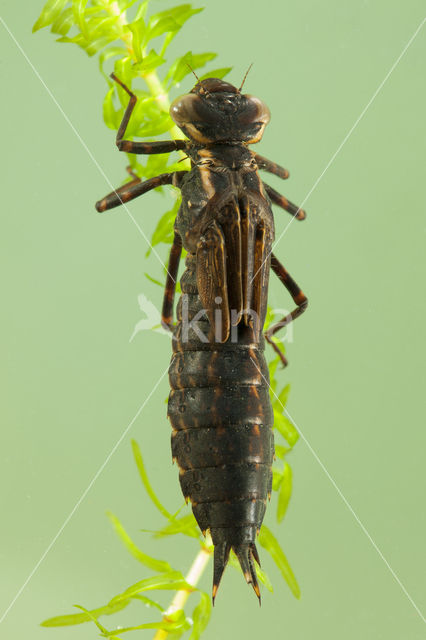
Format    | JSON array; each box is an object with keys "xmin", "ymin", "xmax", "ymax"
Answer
[
  {"xmin": 148, "ymin": 200, "xmax": 180, "ymax": 255},
  {"xmin": 146, "ymin": 16, "xmax": 181, "ymax": 42},
  {"xmin": 144, "ymin": 273, "xmax": 164, "ymax": 287},
  {"xmin": 103, "ymin": 85, "xmax": 120, "ymax": 129},
  {"xmin": 133, "ymin": 50, "xmax": 166, "ymax": 75},
  {"xmin": 189, "ymin": 592, "xmax": 211, "ymax": 640},
  {"xmin": 107, "ymin": 512, "xmax": 172, "ymax": 572},
  {"xmin": 255, "ymin": 565, "xmax": 274, "ymax": 592},
  {"xmin": 134, "ymin": 0, "xmax": 149, "ymax": 21},
  {"xmin": 131, "ymin": 440, "xmax": 173, "ymax": 520},
  {"xmin": 272, "ymin": 467, "xmax": 284, "ymax": 491},
  {"xmin": 131, "ymin": 594, "xmax": 164, "ymax": 612},
  {"xmin": 166, "ymin": 51, "xmax": 216, "ymax": 86},
  {"xmin": 105, "ymin": 611, "xmax": 188, "ymax": 637},
  {"xmin": 273, "ymin": 410, "xmax": 299, "ymax": 447},
  {"xmin": 73, "ymin": 605, "xmax": 108, "ymax": 634},
  {"xmin": 125, "ymin": 18, "xmax": 146, "ymax": 62},
  {"xmin": 274, "ymin": 444, "xmax": 290, "ymax": 460},
  {"xmin": 32, "ymin": 0, "xmax": 68, "ymax": 32},
  {"xmin": 99, "ymin": 46, "xmax": 127, "ymax": 79},
  {"xmin": 41, "ymin": 599, "xmax": 130, "ymax": 627},
  {"xmin": 154, "ymin": 513, "xmax": 200, "ymax": 539},
  {"xmin": 72, "ymin": 0, "xmax": 89, "ymax": 41},
  {"xmin": 277, "ymin": 383, "xmax": 290, "ymax": 408},
  {"xmin": 198, "ymin": 67, "xmax": 232, "ymax": 81},
  {"xmin": 50, "ymin": 7, "xmax": 74, "ymax": 36},
  {"xmin": 258, "ymin": 525, "xmax": 300, "ymax": 598},
  {"xmin": 277, "ymin": 463, "xmax": 292, "ymax": 522},
  {"xmin": 110, "ymin": 571, "xmax": 193, "ymax": 604}
]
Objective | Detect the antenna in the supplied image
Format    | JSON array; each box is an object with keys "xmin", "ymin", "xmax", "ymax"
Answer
[
  {"xmin": 186, "ymin": 62, "xmax": 200, "ymax": 83},
  {"xmin": 239, "ymin": 63, "xmax": 253, "ymax": 92}
]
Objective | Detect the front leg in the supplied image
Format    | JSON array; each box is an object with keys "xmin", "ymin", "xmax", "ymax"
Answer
[
  {"xmin": 111, "ymin": 73, "xmax": 187, "ymax": 155},
  {"xmin": 255, "ymin": 153, "xmax": 289, "ymax": 180},
  {"xmin": 95, "ymin": 171, "xmax": 187, "ymax": 212}
]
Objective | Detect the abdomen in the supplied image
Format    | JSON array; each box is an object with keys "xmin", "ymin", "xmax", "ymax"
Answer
[{"xmin": 167, "ymin": 253, "xmax": 274, "ymax": 601}]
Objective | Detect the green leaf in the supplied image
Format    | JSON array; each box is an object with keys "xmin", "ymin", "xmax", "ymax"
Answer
[
  {"xmin": 133, "ymin": 50, "xmax": 166, "ymax": 75},
  {"xmin": 41, "ymin": 599, "xmax": 130, "ymax": 627},
  {"xmin": 105, "ymin": 611, "xmax": 188, "ymax": 637},
  {"xmin": 255, "ymin": 565, "xmax": 274, "ymax": 593},
  {"xmin": 99, "ymin": 46, "xmax": 127, "ymax": 79},
  {"xmin": 198, "ymin": 67, "xmax": 233, "ymax": 81},
  {"xmin": 136, "ymin": 112, "xmax": 172, "ymax": 138},
  {"xmin": 107, "ymin": 512, "xmax": 172, "ymax": 573},
  {"xmin": 73, "ymin": 605, "xmax": 109, "ymax": 634},
  {"xmin": 32, "ymin": 0, "xmax": 68, "ymax": 32},
  {"xmin": 166, "ymin": 51, "xmax": 217, "ymax": 86},
  {"xmin": 258, "ymin": 525, "xmax": 300, "ymax": 598},
  {"xmin": 103, "ymin": 85, "xmax": 119, "ymax": 130},
  {"xmin": 155, "ymin": 513, "xmax": 200, "ymax": 539},
  {"xmin": 149, "ymin": 5, "xmax": 202, "ymax": 32},
  {"xmin": 277, "ymin": 463, "xmax": 292, "ymax": 522},
  {"xmin": 110, "ymin": 571, "xmax": 193, "ymax": 604},
  {"xmin": 50, "ymin": 7, "xmax": 74, "ymax": 36},
  {"xmin": 147, "ymin": 200, "xmax": 180, "ymax": 255},
  {"xmin": 57, "ymin": 32, "xmax": 114, "ymax": 57},
  {"xmin": 268, "ymin": 354, "xmax": 280, "ymax": 393},
  {"xmin": 146, "ymin": 16, "xmax": 181, "ymax": 41},
  {"xmin": 154, "ymin": 513, "xmax": 200, "ymax": 539},
  {"xmin": 72, "ymin": 0, "xmax": 89, "ymax": 41},
  {"xmin": 272, "ymin": 467, "xmax": 284, "ymax": 491},
  {"xmin": 277, "ymin": 383, "xmax": 290, "ymax": 408},
  {"xmin": 134, "ymin": 0, "xmax": 150, "ymax": 21},
  {"xmin": 85, "ymin": 35, "xmax": 117, "ymax": 57},
  {"xmin": 131, "ymin": 594, "xmax": 164, "ymax": 612},
  {"xmin": 116, "ymin": 0, "xmax": 140, "ymax": 11},
  {"xmin": 274, "ymin": 444, "xmax": 290, "ymax": 460},
  {"xmin": 144, "ymin": 272, "xmax": 164, "ymax": 287},
  {"xmin": 189, "ymin": 592, "xmax": 211, "ymax": 640},
  {"xmin": 113, "ymin": 56, "xmax": 134, "ymax": 93},
  {"xmin": 125, "ymin": 17, "xmax": 146, "ymax": 62},
  {"xmin": 131, "ymin": 440, "xmax": 174, "ymax": 520},
  {"xmin": 273, "ymin": 410, "xmax": 299, "ymax": 447}
]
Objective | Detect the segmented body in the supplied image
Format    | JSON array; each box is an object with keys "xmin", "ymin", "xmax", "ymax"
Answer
[
  {"xmin": 96, "ymin": 75, "xmax": 308, "ymax": 602},
  {"xmin": 169, "ymin": 259, "xmax": 273, "ymax": 594},
  {"xmin": 167, "ymin": 145, "xmax": 276, "ymax": 599}
]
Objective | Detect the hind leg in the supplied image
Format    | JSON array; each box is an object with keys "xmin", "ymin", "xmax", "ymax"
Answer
[
  {"xmin": 265, "ymin": 253, "xmax": 308, "ymax": 366},
  {"xmin": 161, "ymin": 232, "xmax": 183, "ymax": 331}
]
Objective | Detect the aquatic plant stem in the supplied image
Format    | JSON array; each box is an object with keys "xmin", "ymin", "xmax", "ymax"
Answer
[{"xmin": 153, "ymin": 539, "xmax": 213, "ymax": 640}]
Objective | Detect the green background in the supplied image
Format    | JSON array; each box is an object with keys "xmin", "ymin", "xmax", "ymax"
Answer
[{"xmin": 1, "ymin": 1, "xmax": 425, "ymax": 638}]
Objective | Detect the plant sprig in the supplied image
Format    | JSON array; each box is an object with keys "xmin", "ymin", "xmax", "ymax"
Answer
[{"xmin": 35, "ymin": 1, "xmax": 301, "ymax": 636}]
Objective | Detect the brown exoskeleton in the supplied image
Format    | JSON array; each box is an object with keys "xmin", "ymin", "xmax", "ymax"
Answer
[{"xmin": 96, "ymin": 73, "xmax": 308, "ymax": 603}]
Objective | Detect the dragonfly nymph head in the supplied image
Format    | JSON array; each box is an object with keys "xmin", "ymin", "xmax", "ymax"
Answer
[{"xmin": 170, "ymin": 77, "xmax": 270, "ymax": 145}]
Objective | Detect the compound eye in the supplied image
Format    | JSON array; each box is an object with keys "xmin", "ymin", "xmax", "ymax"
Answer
[
  {"xmin": 243, "ymin": 95, "xmax": 271, "ymax": 125},
  {"xmin": 170, "ymin": 94, "xmax": 199, "ymax": 126}
]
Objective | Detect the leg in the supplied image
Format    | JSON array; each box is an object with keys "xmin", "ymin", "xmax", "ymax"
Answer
[
  {"xmin": 255, "ymin": 153, "xmax": 289, "ymax": 180},
  {"xmin": 95, "ymin": 170, "xmax": 187, "ymax": 212},
  {"xmin": 263, "ymin": 182, "xmax": 306, "ymax": 221},
  {"xmin": 111, "ymin": 73, "xmax": 187, "ymax": 155},
  {"xmin": 161, "ymin": 232, "xmax": 183, "ymax": 331},
  {"xmin": 96, "ymin": 166, "xmax": 141, "ymax": 208},
  {"xmin": 265, "ymin": 253, "xmax": 308, "ymax": 367}
]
